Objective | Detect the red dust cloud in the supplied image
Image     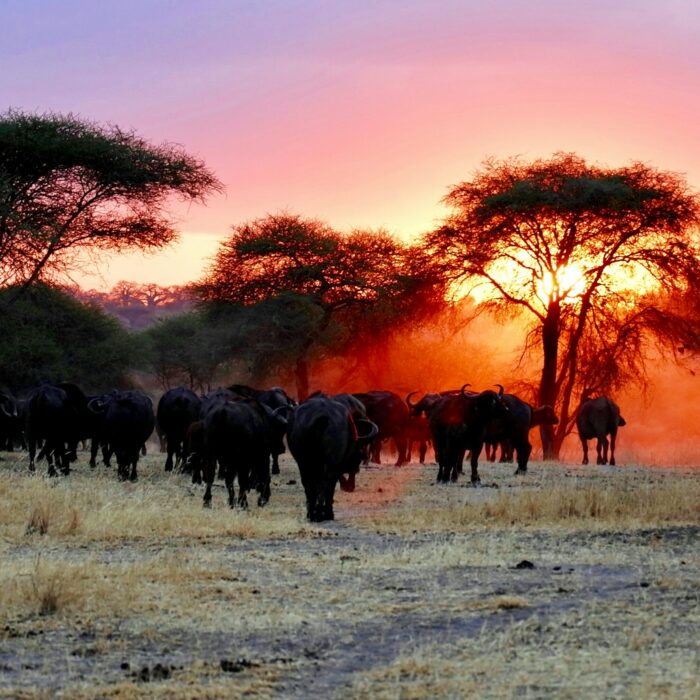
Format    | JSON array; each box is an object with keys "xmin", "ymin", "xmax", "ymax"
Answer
[{"xmin": 298, "ymin": 309, "xmax": 700, "ymax": 468}]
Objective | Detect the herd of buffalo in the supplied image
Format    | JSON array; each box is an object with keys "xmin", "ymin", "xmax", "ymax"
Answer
[{"xmin": 0, "ymin": 383, "xmax": 626, "ymax": 522}]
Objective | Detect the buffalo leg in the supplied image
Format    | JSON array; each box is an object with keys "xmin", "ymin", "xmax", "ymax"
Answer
[
  {"xmin": 59, "ymin": 443, "xmax": 70, "ymax": 475},
  {"xmin": 89, "ymin": 439, "xmax": 99, "ymax": 468},
  {"xmin": 319, "ymin": 477, "xmax": 335, "ymax": 521},
  {"xmin": 419, "ymin": 441, "xmax": 427, "ymax": 464},
  {"xmin": 164, "ymin": 440, "xmax": 175, "ymax": 472},
  {"xmin": 66, "ymin": 441, "xmax": 78, "ymax": 463},
  {"xmin": 596, "ymin": 436, "xmax": 609, "ymax": 465},
  {"xmin": 28, "ymin": 435, "xmax": 37, "ymax": 472},
  {"xmin": 581, "ymin": 438, "xmax": 589, "ymax": 465},
  {"xmin": 237, "ymin": 468, "xmax": 249, "ymax": 510},
  {"xmin": 394, "ymin": 436, "xmax": 408, "ymax": 466},
  {"xmin": 224, "ymin": 467, "xmax": 236, "ymax": 508},
  {"xmin": 102, "ymin": 444, "xmax": 112, "ymax": 467},
  {"xmin": 45, "ymin": 442, "xmax": 57, "ymax": 477},
  {"xmin": 469, "ymin": 443, "xmax": 482, "ymax": 484},
  {"xmin": 271, "ymin": 453, "xmax": 280, "ymax": 475},
  {"xmin": 609, "ymin": 431, "xmax": 617, "ymax": 466},
  {"xmin": 299, "ymin": 467, "xmax": 321, "ymax": 521},
  {"xmin": 514, "ymin": 441, "xmax": 532, "ymax": 475},
  {"xmin": 173, "ymin": 440, "xmax": 183, "ymax": 470},
  {"xmin": 301, "ymin": 477, "xmax": 316, "ymax": 521},
  {"xmin": 130, "ymin": 455, "xmax": 138, "ymax": 482},
  {"xmin": 256, "ymin": 457, "xmax": 271, "ymax": 507},
  {"xmin": 202, "ymin": 457, "xmax": 215, "ymax": 508},
  {"xmin": 457, "ymin": 450, "xmax": 465, "ymax": 475}
]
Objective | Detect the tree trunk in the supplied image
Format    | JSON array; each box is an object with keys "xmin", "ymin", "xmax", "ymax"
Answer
[
  {"xmin": 538, "ymin": 301, "xmax": 561, "ymax": 460},
  {"xmin": 295, "ymin": 356, "xmax": 310, "ymax": 402}
]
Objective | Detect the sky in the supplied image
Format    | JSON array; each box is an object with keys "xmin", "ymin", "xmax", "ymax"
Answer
[{"xmin": 3, "ymin": 0, "xmax": 700, "ymax": 289}]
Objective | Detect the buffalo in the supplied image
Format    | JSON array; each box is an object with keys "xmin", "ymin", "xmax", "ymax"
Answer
[
  {"xmin": 0, "ymin": 391, "xmax": 23, "ymax": 452},
  {"xmin": 287, "ymin": 394, "xmax": 378, "ymax": 521},
  {"xmin": 156, "ymin": 387, "xmax": 202, "ymax": 472},
  {"xmin": 201, "ymin": 398, "xmax": 287, "ymax": 509},
  {"xmin": 482, "ymin": 387, "xmax": 559, "ymax": 474},
  {"xmin": 406, "ymin": 387, "xmax": 473, "ymax": 472},
  {"xmin": 26, "ymin": 383, "xmax": 89, "ymax": 475},
  {"xmin": 88, "ymin": 391, "xmax": 155, "ymax": 481},
  {"xmin": 228, "ymin": 384, "xmax": 296, "ymax": 474},
  {"xmin": 405, "ymin": 414, "xmax": 432, "ymax": 464},
  {"xmin": 426, "ymin": 387, "xmax": 509, "ymax": 484},
  {"xmin": 576, "ymin": 396, "xmax": 626, "ymax": 466},
  {"xmin": 184, "ymin": 388, "xmax": 238, "ymax": 484},
  {"xmin": 353, "ymin": 391, "xmax": 409, "ymax": 465}
]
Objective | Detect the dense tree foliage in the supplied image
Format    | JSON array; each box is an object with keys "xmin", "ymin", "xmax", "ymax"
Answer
[
  {"xmin": 196, "ymin": 213, "xmax": 439, "ymax": 398},
  {"xmin": 0, "ymin": 111, "xmax": 221, "ymax": 291},
  {"xmin": 427, "ymin": 153, "xmax": 700, "ymax": 457},
  {"xmin": 0, "ymin": 284, "xmax": 134, "ymax": 392}
]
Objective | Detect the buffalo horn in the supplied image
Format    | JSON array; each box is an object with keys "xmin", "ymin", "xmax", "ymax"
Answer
[
  {"xmin": 355, "ymin": 419, "xmax": 379, "ymax": 443},
  {"xmin": 405, "ymin": 391, "xmax": 419, "ymax": 409},
  {"xmin": 87, "ymin": 397, "xmax": 105, "ymax": 413},
  {"xmin": 460, "ymin": 383, "xmax": 471, "ymax": 394},
  {"xmin": 494, "ymin": 384, "xmax": 504, "ymax": 397},
  {"xmin": 0, "ymin": 402, "xmax": 12, "ymax": 418}
]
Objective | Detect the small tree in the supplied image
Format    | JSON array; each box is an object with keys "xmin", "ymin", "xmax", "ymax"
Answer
[
  {"xmin": 196, "ymin": 213, "xmax": 435, "ymax": 398},
  {"xmin": 0, "ymin": 111, "xmax": 221, "ymax": 291},
  {"xmin": 427, "ymin": 154, "xmax": 700, "ymax": 458},
  {"xmin": 140, "ymin": 312, "xmax": 236, "ymax": 392}
]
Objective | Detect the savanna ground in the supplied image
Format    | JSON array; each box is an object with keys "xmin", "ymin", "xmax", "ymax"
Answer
[{"xmin": 0, "ymin": 445, "xmax": 698, "ymax": 699}]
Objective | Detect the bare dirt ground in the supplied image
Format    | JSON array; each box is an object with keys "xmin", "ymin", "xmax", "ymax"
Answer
[{"xmin": 0, "ymin": 448, "xmax": 698, "ymax": 699}]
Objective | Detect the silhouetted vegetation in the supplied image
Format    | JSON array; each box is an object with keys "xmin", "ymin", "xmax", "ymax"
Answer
[
  {"xmin": 0, "ymin": 284, "xmax": 133, "ymax": 393},
  {"xmin": 0, "ymin": 110, "xmax": 221, "ymax": 294},
  {"xmin": 195, "ymin": 213, "xmax": 440, "ymax": 398},
  {"xmin": 427, "ymin": 153, "xmax": 700, "ymax": 457}
]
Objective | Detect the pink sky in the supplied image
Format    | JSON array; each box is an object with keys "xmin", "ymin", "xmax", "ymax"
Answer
[{"xmin": 3, "ymin": 1, "xmax": 700, "ymax": 289}]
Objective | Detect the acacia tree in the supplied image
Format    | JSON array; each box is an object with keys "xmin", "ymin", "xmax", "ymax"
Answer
[
  {"xmin": 0, "ymin": 111, "xmax": 221, "ymax": 291},
  {"xmin": 196, "ymin": 213, "xmax": 436, "ymax": 398},
  {"xmin": 427, "ymin": 153, "xmax": 700, "ymax": 458}
]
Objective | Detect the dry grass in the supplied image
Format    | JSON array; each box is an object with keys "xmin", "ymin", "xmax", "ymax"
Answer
[
  {"xmin": 356, "ymin": 463, "xmax": 700, "ymax": 533},
  {"xmin": 0, "ymin": 451, "xmax": 698, "ymax": 697},
  {"xmin": 0, "ymin": 455, "xmax": 311, "ymax": 545},
  {"xmin": 351, "ymin": 594, "xmax": 700, "ymax": 700}
]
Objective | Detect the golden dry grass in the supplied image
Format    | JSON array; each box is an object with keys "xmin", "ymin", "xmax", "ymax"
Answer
[
  {"xmin": 0, "ymin": 451, "xmax": 698, "ymax": 698},
  {"xmin": 355, "ymin": 462, "xmax": 700, "ymax": 533}
]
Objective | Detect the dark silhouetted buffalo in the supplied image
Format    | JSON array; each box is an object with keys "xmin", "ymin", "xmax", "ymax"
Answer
[
  {"xmin": 288, "ymin": 395, "xmax": 378, "ymax": 521},
  {"xmin": 0, "ymin": 391, "xmax": 23, "ymax": 452},
  {"xmin": 26, "ymin": 383, "xmax": 89, "ymax": 475},
  {"xmin": 353, "ymin": 390, "xmax": 409, "ymax": 465},
  {"xmin": 156, "ymin": 387, "xmax": 202, "ymax": 472},
  {"xmin": 201, "ymin": 398, "xmax": 288, "ymax": 509},
  {"xmin": 482, "ymin": 387, "xmax": 559, "ymax": 474},
  {"xmin": 576, "ymin": 396, "xmax": 626, "ymax": 465},
  {"xmin": 228, "ymin": 384, "xmax": 296, "ymax": 474},
  {"xmin": 427, "ymin": 387, "xmax": 508, "ymax": 484},
  {"xmin": 89, "ymin": 391, "xmax": 154, "ymax": 481}
]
